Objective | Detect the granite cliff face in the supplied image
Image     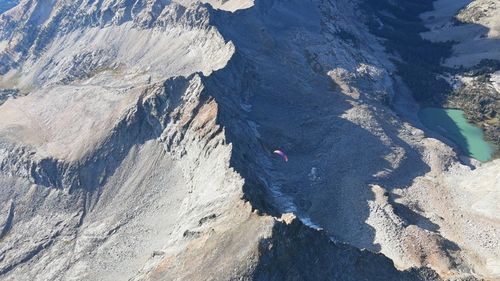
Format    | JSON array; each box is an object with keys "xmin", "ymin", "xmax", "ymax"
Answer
[{"xmin": 0, "ymin": 0, "xmax": 498, "ymax": 280}]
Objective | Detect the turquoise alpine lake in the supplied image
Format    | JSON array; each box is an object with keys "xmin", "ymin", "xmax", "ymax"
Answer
[{"xmin": 418, "ymin": 108, "xmax": 495, "ymax": 162}]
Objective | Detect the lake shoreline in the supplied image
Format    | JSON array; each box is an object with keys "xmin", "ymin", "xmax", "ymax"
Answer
[{"xmin": 419, "ymin": 107, "xmax": 497, "ymax": 162}]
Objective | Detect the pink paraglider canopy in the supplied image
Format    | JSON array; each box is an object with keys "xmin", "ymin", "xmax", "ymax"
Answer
[{"xmin": 273, "ymin": 149, "xmax": 288, "ymax": 162}]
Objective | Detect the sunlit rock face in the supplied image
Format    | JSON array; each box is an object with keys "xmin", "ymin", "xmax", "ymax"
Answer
[{"xmin": 0, "ymin": 0, "xmax": 498, "ymax": 280}]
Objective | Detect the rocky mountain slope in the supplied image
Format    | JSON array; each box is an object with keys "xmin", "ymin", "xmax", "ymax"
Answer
[
  {"xmin": 0, "ymin": 0, "xmax": 498, "ymax": 280},
  {"xmin": 0, "ymin": 1, "xmax": 16, "ymax": 14},
  {"xmin": 421, "ymin": 0, "xmax": 500, "ymax": 147}
]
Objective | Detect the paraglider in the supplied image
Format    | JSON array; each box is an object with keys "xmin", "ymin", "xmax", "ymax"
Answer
[{"xmin": 273, "ymin": 149, "xmax": 288, "ymax": 162}]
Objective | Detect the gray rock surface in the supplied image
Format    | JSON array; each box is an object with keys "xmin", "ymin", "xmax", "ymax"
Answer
[
  {"xmin": 0, "ymin": 0, "xmax": 498, "ymax": 280},
  {"xmin": 421, "ymin": 0, "xmax": 500, "ymax": 147}
]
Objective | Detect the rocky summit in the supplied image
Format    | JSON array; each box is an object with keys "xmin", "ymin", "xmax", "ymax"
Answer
[{"xmin": 0, "ymin": 0, "xmax": 498, "ymax": 280}]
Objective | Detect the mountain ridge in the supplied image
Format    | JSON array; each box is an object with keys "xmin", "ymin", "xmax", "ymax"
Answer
[{"xmin": 0, "ymin": 0, "xmax": 498, "ymax": 280}]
